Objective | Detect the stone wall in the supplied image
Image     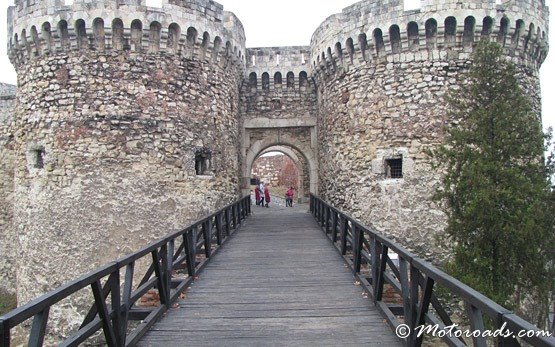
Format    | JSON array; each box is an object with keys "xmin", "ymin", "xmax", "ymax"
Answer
[
  {"xmin": 251, "ymin": 154, "xmax": 298, "ymax": 189},
  {"xmin": 311, "ymin": 0, "xmax": 547, "ymax": 263},
  {"xmin": 0, "ymin": 83, "xmax": 16, "ymax": 295},
  {"xmin": 7, "ymin": 0, "xmax": 245, "ymax": 336},
  {"xmin": 239, "ymin": 46, "xmax": 319, "ymax": 198}
]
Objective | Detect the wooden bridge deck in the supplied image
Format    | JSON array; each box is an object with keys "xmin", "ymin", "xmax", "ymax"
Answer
[{"xmin": 138, "ymin": 203, "xmax": 401, "ymax": 346}]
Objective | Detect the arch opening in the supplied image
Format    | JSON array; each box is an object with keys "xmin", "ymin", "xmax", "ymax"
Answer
[
  {"xmin": 250, "ymin": 146, "xmax": 311, "ymax": 204},
  {"xmin": 243, "ymin": 134, "xmax": 319, "ymax": 200}
]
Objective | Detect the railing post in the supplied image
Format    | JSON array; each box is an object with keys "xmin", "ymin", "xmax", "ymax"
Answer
[
  {"xmin": 319, "ymin": 201, "xmax": 324, "ymax": 226},
  {"xmin": 28, "ymin": 308, "xmax": 49, "ymax": 347},
  {"xmin": 215, "ymin": 213, "xmax": 223, "ymax": 245},
  {"xmin": 399, "ymin": 258, "xmax": 411, "ymax": 335},
  {"xmin": 232, "ymin": 204, "xmax": 239, "ymax": 229},
  {"xmin": 413, "ymin": 275, "xmax": 435, "ymax": 347},
  {"xmin": 370, "ymin": 236, "xmax": 378, "ymax": 293},
  {"xmin": 109, "ymin": 270, "xmax": 122, "ymax": 347},
  {"xmin": 0, "ymin": 319, "xmax": 8, "ymax": 347},
  {"xmin": 331, "ymin": 210, "xmax": 338, "ymax": 242},
  {"xmin": 340, "ymin": 217, "xmax": 348, "ymax": 255},
  {"xmin": 167, "ymin": 239, "xmax": 175, "ymax": 292},
  {"xmin": 325, "ymin": 207, "xmax": 330, "ymax": 234},
  {"xmin": 408, "ymin": 264, "xmax": 419, "ymax": 343},
  {"xmin": 375, "ymin": 244, "xmax": 388, "ymax": 301},
  {"xmin": 159, "ymin": 244, "xmax": 170, "ymax": 305},
  {"xmin": 91, "ymin": 280, "xmax": 117, "ymax": 347},
  {"xmin": 225, "ymin": 208, "xmax": 231, "ymax": 236},
  {"xmin": 202, "ymin": 220, "xmax": 212, "ymax": 258},
  {"xmin": 120, "ymin": 262, "xmax": 134, "ymax": 346},
  {"xmin": 465, "ymin": 304, "xmax": 487, "ymax": 347},
  {"xmin": 184, "ymin": 230, "xmax": 196, "ymax": 277},
  {"xmin": 353, "ymin": 225, "xmax": 364, "ymax": 274}
]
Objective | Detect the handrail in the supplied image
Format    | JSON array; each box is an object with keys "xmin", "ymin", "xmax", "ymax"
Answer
[
  {"xmin": 310, "ymin": 194, "xmax": 555, "ymax": 347},
  {"xmin": 0, "ymin": 195, "xmax": 252, "ymax": 347}
]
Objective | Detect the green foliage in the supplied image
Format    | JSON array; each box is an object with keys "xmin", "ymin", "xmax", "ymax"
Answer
[{"xmin": 431, "ymin": 41, "xmax": 555, "ymax": 319}]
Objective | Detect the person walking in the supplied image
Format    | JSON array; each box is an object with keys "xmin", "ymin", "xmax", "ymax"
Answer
[
  {"xmin": 254, "ymin": 184, "xmax": 261, "ymax": 206},
  {"xmin": 258, "ymin": 181, "xmax": 265, "ymax": 206},
  {"xmin": 285, "ymin": 186, "xmax": 294, "ymax": 207},
  {"xmin": 264, "ymin": 184, "xmax": 271, "ymax": 208}
]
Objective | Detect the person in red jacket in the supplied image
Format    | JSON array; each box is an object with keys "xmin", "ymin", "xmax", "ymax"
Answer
[
  {"xmin": 264, "ymin": 184, "xmax": 271, "ymax": 208},
  {"xmin": 285, "ymin": 187, "xmax": 294, "ymax": 207}
]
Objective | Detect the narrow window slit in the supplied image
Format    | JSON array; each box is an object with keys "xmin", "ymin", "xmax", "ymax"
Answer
[
  {"xmin": 195, "ymin": 149, "xmax": 212, "ymax": 176},
  {"xmin": 32, "ymin": 148, "xmax": 45, "ymax": 169}
]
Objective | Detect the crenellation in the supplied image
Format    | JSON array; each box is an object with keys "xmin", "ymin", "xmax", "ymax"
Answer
[
  {"xmin": 310, "ymin": 0, "xmax": 549, "ymax": 76},
  {"xmin": 7, "ymin": 0, "xmax": 247, "ymax": 69}
]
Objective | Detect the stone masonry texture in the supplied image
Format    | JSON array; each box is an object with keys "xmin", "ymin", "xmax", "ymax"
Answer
[{"xmin": 0, "ymin": 0, "xmax": 549, "ymax": 337}]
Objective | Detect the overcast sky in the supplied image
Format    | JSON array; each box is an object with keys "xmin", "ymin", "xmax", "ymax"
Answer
[{"xmin": 0, "ymin": 0, "xmax": 553, "ymax": 131}]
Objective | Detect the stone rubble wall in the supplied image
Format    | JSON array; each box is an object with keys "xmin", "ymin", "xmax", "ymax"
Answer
[
  {"xmin": 0, "ymin": 83, "xmax": 16, "ymax": 295},
  {"xmin": 312, "ymin": 0, "xmax": 546, "ymax": 264},
  {"xmin": 251, "ymin": 154, "xmax": 297, "ymax": 188},
  {"xmin": 6, "ymin": 0, "xmax": 245, "ymax": 337}
]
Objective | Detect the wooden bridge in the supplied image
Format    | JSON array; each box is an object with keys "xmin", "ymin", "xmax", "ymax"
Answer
[
  {"xmin": 139, "ymin": 203, "xmax": 399, "ymax": 346},
  {"xmin": 0, "ymin": 196, "xmax": 553, "ymax": 346}
]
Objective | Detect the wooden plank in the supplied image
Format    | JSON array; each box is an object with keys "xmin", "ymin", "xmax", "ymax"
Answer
[{"xmin": 138, "ymin": 205, "xmax": 400, "ymax": 346}]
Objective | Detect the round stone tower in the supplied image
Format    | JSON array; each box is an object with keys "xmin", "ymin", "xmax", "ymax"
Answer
[
  {"xmin": 310, "ymin": 0, "xmax": 549, "ymax": 262},
  {"xmin": 7, "ymin": 0, "xmax": 245, "ymax": 327}
]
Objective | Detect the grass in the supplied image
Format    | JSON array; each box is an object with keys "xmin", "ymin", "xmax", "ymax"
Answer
[{"xmin": 0, "ymin": 289, "xmax": 17, "ymax": 315}]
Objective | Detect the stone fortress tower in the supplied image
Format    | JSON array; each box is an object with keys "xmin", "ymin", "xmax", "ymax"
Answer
[
  {"xmin": 4, "ymin": 0, "xmax": 246, "ymax": 309},
  {"xmin": 1, "ymin": 0, "xmax": 549, "ymax": 328},
  {"xmin": 310, "ymin": 0, "xmax": 549, "ymax": 260}
]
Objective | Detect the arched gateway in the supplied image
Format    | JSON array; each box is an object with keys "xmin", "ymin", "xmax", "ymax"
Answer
[{"xmin": 241, "ymin": 117, "xmax": 318, "ymax": 198}]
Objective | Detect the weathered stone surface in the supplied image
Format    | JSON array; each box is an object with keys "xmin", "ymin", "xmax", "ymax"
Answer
[
  {"xmin": 0, "ymin": 83, "xmax": 16, "ymax": 295},
  {"xmin": 0, "ymin": 0, "xmax": 549, "ymax": 337}
]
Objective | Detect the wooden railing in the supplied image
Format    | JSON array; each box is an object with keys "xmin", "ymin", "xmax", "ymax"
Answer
[
  {"xmin": 310, "ymin": 194, "xmax": 555, "ymax": 347},
  {"xmin": 0, "ymin": 196, "xmax": 251, "ymax": 347}
]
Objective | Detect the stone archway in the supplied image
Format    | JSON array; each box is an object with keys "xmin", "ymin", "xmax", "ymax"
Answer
[
  {"xmin": 256, "ymin": 145, "xmax": 309, "ymax": 200},
  {"xmin": 241, "ymin": 117, "xmax": 318, "ymax": 198}
]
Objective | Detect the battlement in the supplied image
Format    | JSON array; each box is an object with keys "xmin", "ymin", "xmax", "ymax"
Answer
[
  {"xmin": 7, "ymin": 0, "xmax": 246, "ymax": 68},
  {"xmin": 245, "ymin": 46, "xmax": 312, "ymax": 90},
  {"xmin": 12, "ymin": 0, "xmax": 226, "ymax": 21},
  {"xmin": 244, "ymin": 47, "xmax": 313, "ymax": 92},
  {"xmin": 311, "ymin": 0, "xmax": 549, "ymax": 78}
]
